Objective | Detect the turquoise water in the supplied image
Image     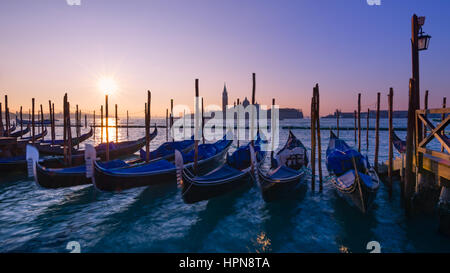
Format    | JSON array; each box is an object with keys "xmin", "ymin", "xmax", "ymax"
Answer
[{"xmin": 1, "ymin": 118, "xmax": 449, "ymax": 253}]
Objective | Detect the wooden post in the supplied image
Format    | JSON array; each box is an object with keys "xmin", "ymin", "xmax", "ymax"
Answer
[
  {"xmin": 75, "ymin": 106, "xmax": 79, "ymax": 146},
  {"xmin": 424, "ymin": 90, "xmax": 428, "ymax": 139},
  {"xmin": 251, "ymin": 73, "xmax": 256, "ymax": 142},
  {"xmin": 84, "ymin": 114, "xmax": 87, "ymax": 128},
  {"xmin": 336, "ymin": 109, "xmax": 340, "ymax": 138},
  {"xmin": 126, "ymin": 110, "xmax": 129, "ymax": 138},
  {"xmin": 201, "ymin": 97, "xmax": 205, "ymax": 144},
  {"xmin": 48, "ymin": 101, "xmax": 54, "ymax": 143},
  {"xmin": 358, "ymin": 93, "xmax": 361, "ymax": 153},
  {"xmin": 66, "ymin": 101, "xmax": 72, "ymax": 166},
  {"xmin": 310, "ymin": 95, "xmax": 316, "ymax": 191},
  {"xmin": 442, "ymin": 97, "xmax": 447, "ymax": 153},
  {"xmin": 366, "ymin": 108, "xmax": 369, "ymax": 150},
  {"xmin": 166, "ymin": 108, "xmax": 168, "ymax": 141},
  {"xmin": 93, "ymin": 110, "xmax": 96, "ymax": 139},
  {"xmin": 271, "ymin": 98, "xmax": 275, "ymax": 162},
  {"xmin": 170, "ymin": 99, "xmax": 174, "ymax": 141},
  {"xmin": 105, "ymin": 95, "xmax": 109, "ymax": 161},
  {"xmin": 354, "ymin": 110, "xmax": 357, "ymax": 144},
  {"xmin": 100, "ymin": 105, "xmax": 103, "ymax": 143},
  {"xmin": 32, "ymin": 98, "xmax": 35, "ymax": 144},
  {"xmin": 374, "ymin": 92, "xmax": 380, "ymax": 173},
  {"xmin": 76, "ymin": 105, "xmax": 79, "ymax": 149},
  {"xmin": 145, "ymin": 91, "xmax": 151, "ymax": 162},
  {"xmin": 63, "ymin": 94, "xmax": 67, "ymax": 163},
  {"xmin": 5, "ymin": 95, "xmax": 9, "ymax": 136},
  {"xmin": 0, "ymin": 103, "xmax": 3, "ymax": 136},
  {"xmin": 37, "ymin": 109, "xmax": 40, "ymax": 134},
  {"xmin": 194, "ymin": 79, "xmax": 200, "ymax": 174},
  {"xmin": 405, "ymin": 79, "xmax": 416, "ymax": 212},
  {"xmin": 52, "ymin": 103, "xmax": 55, "ymax": 142},
  {"xmin": 19, "ymin": 106, "xmax": 23, "ymax": 139},
  {"xmin": 115, "ymin": 104, "xmax": 118, "ymax": 143},
  {"xmin": 40, "ymin": 104, "xmax": 44, "ymax": 140},
  {"xmin": 28, "ymin": 109, "xmax": 31, "ymax": 137},
  {"xmin": 388, "ymin": 88, "xmax": 394, "ymax": 198},
  {"xmin": 411, "ymin": 14, "xmax": 422, "ymax": 149},
  {"xmin": 237, "ymin": 98, "xmax": 240, "ymax": 148},
  {"xmin": 315, "ymin": 84, "xmax": 323, "ymax": 191}
]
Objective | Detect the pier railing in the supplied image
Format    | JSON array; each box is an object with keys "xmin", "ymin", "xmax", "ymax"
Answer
[{"xmin": 415, "ymin": 107, "xmax": 450, "ymax": 186}]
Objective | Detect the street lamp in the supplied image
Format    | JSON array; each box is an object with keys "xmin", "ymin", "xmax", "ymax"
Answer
[{"xmin": 418, "ymin": 28, "xmax": 431, "ymax": 51}]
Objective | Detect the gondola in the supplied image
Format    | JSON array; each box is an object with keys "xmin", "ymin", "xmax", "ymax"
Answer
[
  {"xmin": 16, "ymin": 117, "xmax": 53, "ymax": 125},
  {"xmin": 392, "ymin": 131, "xmax": 406, "ymax": 154},
  {"xmin": 10, "ymin": 125, "xmax": 30, "ymax": 138},
  {"xmin": 177, "ymin": 137, "xmax": 265, "ymax": 204},
  {"xmin": 34, "ymin": 127, "xmax": 94, "ymax": 155},
  {"xmin": 0, "ymin": 129, "xmax": 50, "ymax": 172},
  {"xmin": 138, "ymin": 136, "xmax": 195, "ymax": 162},
  {"xmin": 30, "ymin": 127, "xmax": 158, "ymax": 188},
  {"xmin": 18, "ymin": 128, "xmax": 48, "ymax": 142},
  {"xmin": 3, "ymin": 124, "xmax": 17, "ymax": 136},
  {"xmin": 252, "ymin": 130, "xmax": 308, "ymax": 202},
  {"xmin": 326, "ymin": 131, "xmax": 380, "ymax": 213},
  {"xmin": 93, "ymin": 136, "xmax": 232, "ymax": 192}
]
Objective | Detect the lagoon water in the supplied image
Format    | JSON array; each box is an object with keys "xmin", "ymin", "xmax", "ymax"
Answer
[{"xmin": 1, "ymin": 118, "xmax": 449, "ymax": 253}]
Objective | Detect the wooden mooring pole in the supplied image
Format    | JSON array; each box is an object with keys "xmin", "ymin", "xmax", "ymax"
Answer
[
  {"xmin": 354, "ymin": 110, "xmax": 357, "ymax": 144},
  {"xmin": 202, "ymin": 98, "xmax": 205, "ymax": 144},
  {"xmin": 76, "ymin": 105, "xmax": 79, "ymax": 149},
  {"xmin": 100, "ymin": 105, "xmax": 104, "ymax": 143},
  {"xmin": 115, "ymin": 104, "xmax": 118, "ymax": 143},
  {"xmin": 66, "ymin": 100, "xmax": 72, "ymax": 166},
  {"xmin": 93, "ymin": 110, "xmax": 96, "ymax": 139},
  {"xmin": 404, "ymin": 79, "xmax": 416, "ymax": 213},
  {"xmin": 5, "ymin": 95, "xmax": 10, "ymax": 136},
  {"xmin": 374, "ymin": 92, "xmax": 380, "ymax": 173},
  {"xmin": 366, "ymin": 108, "xmax": 369, "ymax": 150},
  {"xmin": 424, "ymin": 90, "xmax": 428, "ymax": 139},
  {"xmin": 40, "ymin": 104, "xmax": 44, "ymax": 140},
  {"xmin": 19, "ymin": 106, "xmax": 23, "ymax": 139},
  {"xmin": 105, "ymin": 95, "xmax": 109, "ymax": 161},
  {"xmin": 145, "ymin": 91, "xmax": 151, "ymax": 162},
  {"xmin": 310, "ymin": 95, "xmax": 316, "ymax": 191},
  {"xmin": 336, "ymin": 109, "xmax": 340, "ymax": 138},
  {"xmin": 32, "ymin": 98, "xmax": 35, "ymax": 144},
  {"xmin": 388, "ymin": 88, "xmax": 394, "ymax": 198},
  {"xmin": 165, "ymin": 108, "xmax": 168, "ymax": 141},
  {"xmin": 315, "ymin": 84, "xmax": 323, "ymax": 191},
  {"xmin": 63, "ymin": 94, "xmax": 67, "ymax": 163},
  {"xmin": 442, "ymin": 97, "xmax": 446, "ymax": 153},
  {"xmin": 358, "ymin": 93, "xmax": 361, "ymax": 153},
  {"xmin": 170, "ymin": 99, "xmax": 174, "ymax": 141},
  {"xmin": 0, "ymin": 103, "xmax": 3, "ymax": 136},
  {"xmin": 48, "ymin": 101, "xmax": 54, "ymax": 143},
  {"xmin": 52, "ymin": 103, "xmax": 55, "ymax": 142},
  {"xmin": 126, "ymin": 110, "xmax": 129, "ymax": 138},
  {"xmin": 194, "ymin": 79, "xmax": 200, "ymax": 174}
]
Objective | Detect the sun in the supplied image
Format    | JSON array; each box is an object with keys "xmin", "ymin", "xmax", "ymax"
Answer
[{"xmin": 98, "ymin": 77, "xmax": 118, "ymax": 96}]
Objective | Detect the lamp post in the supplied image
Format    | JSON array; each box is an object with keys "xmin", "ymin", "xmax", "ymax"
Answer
[{"xmin": 406, "ymin": 14, "xmax": 431, "ymax": 207}]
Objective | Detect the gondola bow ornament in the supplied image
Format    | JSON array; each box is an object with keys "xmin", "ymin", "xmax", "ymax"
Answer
[{"xmin": 26, "ymin": 144, "xmax": 39, "ymax": 178}]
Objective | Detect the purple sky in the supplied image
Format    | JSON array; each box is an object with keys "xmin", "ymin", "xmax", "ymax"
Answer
[{"xmin": 1, "ymin": 0, "xmax": 449, "ymax": 117}]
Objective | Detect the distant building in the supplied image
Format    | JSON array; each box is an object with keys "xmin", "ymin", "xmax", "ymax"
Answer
[{"xmin": 222, "ymin": 83, "xmax": 228, "ymax": 120}]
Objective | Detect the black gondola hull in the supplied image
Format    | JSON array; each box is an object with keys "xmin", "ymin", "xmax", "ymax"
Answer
[
  {"xmin": 181, "ymin": 170, "xmax": 251, "ymax": 204},
  {"xmin": 35, "ymin": 165, "xmax": 91, "ymax": 189},
  {"xmin": 258, "ymin": 172, "xmax": 306, "ymax": 202},
  {"xmin": 93, "ymin": 140, "xmax": 232, "ymax": 192},
  {"xmin": 93, "ymin": 168, "xmax": 176, "ymax": 192}
]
